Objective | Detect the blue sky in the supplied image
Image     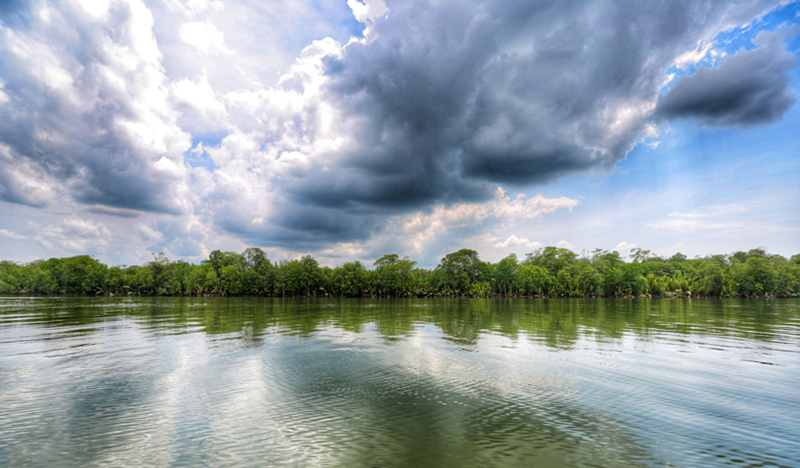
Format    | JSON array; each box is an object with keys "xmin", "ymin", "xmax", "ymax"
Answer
[{"xmin": 0, "ymin": 0, "xmax": 798, "ymax": 268}]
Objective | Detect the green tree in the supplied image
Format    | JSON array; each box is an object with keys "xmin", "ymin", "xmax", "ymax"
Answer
[
  {"xmin": 434, "ymin": 249, "xmax": 488, "ymax": 296},
  {"xmin": 630, "ymin": 248, "xmax": 657, "ymax": 263},
  {"xmin": 668, "ymin": 252, "xmax": 688, "ymax": 263},
  {"xmin": 734, "ymin": 257, "xmax": 776, "ymax": 296},
  {"xmin": 577, "ymin": 265, "xmax": 604, "ymax": 296},
  {"xmin": 517, "ymin": 264, "xmax": 553, "ymax": 297},
  {"xmin": 591, "ymin": 249, "xmax": 624, "ymax": 274},
  {"xmin": 220, "ymin": 264, "xmax": 242, "ymax": 296},
  {"xmin": 331, "ymin": 261, "xmax": 368, "ymax": 297},
  {"xmin": 299, "ymin": 256, "xmax": 322, "ymax": 295},
  {"xmin": 374, "ymin": 254, "xmax": 417, "ymax": 296},
  {"xmin": 525, "ymin": 247, "xmax": 577, "ymax": 276},
  {"xmin": 494, "ymin": 254, "xmax": 519, "ymax": 296}
]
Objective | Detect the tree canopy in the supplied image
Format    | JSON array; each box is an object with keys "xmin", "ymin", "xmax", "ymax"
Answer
[{"xmin": 1, "ymin": 247, "xmax": 798, "ymax": 298}]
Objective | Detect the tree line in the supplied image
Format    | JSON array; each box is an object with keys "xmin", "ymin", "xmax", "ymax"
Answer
[{"xmin": 1, "ymin": 247, "xmax": 798, "ymax": 298}]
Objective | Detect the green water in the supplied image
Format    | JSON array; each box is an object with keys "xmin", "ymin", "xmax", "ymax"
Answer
[{"xmin": 1, "ymin": 297, "xmax": 798, "ymax": 467}]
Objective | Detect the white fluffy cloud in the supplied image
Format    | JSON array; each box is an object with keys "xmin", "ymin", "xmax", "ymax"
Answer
[
  {"xmin": 347, "ymin": 0, "xmax": 387, "ymax": 24},
  {"xmin": 0, "ymin": 229, "xmax": 26, "ymax": 240},
  {"xmin": 179, "ymin": 21, "xmax": 232, "ymax": 55},
  {"xmin": 0, "ymin": 0, "xmax": 191, "ymax": 215},
  {"xmin": 614, "ymin": 242, "xmax": 637, "ymax": 252},
  {"xmin": 395, "ymin": 189, "xmax": 577, "ymax": 255},
  {"xmin": 557, "ymin": 240, "xmax": 575, "ymax": 250},
  {"xmin": 495, "ymin": 235, "xmax": 541, "ymax": 249},
  {"xmin": 34, "ymin": 217, "xmax": 111, "ymax": 254}
]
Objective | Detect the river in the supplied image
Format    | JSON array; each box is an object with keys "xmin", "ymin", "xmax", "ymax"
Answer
[{"xmin": 1, "ymin": 297, "xmax": 798, "ymax": 467}]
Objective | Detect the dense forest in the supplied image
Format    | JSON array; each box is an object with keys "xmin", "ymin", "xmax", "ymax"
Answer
[{"xmin": 1, "ymin": 247, "xmax": 799, "ymax": 298}]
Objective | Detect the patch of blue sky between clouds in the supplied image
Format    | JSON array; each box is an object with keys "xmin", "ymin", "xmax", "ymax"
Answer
[
  {"xmin": 338, "ymin": 7, "xmax": 369, "ymax": 38},
  {"xmin": 185, "ymin": 132, "xmax": 228, "ymax": 171},
  {"xmin": 302, "ymin": 0, "xmax": 367, "ymax": 41},
  {"xmin": 715, "ymin": 2, "xmax": 800, "ymax": 52},
  {"xmin": 661, "ymin": 2, "xmax": 800, "ymax": 94}
]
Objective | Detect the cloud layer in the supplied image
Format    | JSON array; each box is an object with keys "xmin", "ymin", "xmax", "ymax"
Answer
[
  {"xmin": 0, "ymin": 0, "xmax": 190, "ymax": 213},
  {"xmin": 0, "ymin": 0, "xmax": 797, "ymax": 264},
  {"xmin": 656, "ymin": 28, "xmax": 798, "ymax": 126}
]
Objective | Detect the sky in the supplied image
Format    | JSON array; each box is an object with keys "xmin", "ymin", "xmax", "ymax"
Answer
[{"xmin": 0, "ymin": 0, "xmax": 798, "ymax": 268}]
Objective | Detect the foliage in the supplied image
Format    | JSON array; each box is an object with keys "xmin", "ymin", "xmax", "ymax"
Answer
[
  {"xmin": 1, "ymin": 246, "xmax": 798, "ymax": 298},
  {"xmin": 433, "ymin": 249, "xmax": 490, "ymax": 295},
  {"xmin": 373, "ymin": 254, "xmax": 417, "ymax": 297}
]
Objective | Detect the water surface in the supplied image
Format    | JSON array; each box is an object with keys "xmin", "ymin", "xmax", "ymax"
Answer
[{"xmin": 1, "ymin": 297, "xmax": 798, "ymax": 467}]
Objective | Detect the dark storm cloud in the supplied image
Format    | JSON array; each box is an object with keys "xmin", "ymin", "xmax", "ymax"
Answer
[
  {"xmin": 0, "ymin": 0, "xmax": 188, "ymax": 213},
  {"xmin": 281, "ymin": 0, "xmax": 794, "ymax": 215},
  {"xmin": 86, "ymin": 205, "xmax": 143, "ymax": 218},
  {"xmin": 655, "ymin": 32, "xmax": 797, "ymax": 126},
  {"xmin": 292, "ymin": 152, "xmax": 490, "ymax": 209},
  {"xmin": 214, "ymin": 184, "xmax": 386, "ymax": 248},
  {"xmin": 299, "ymin": 0, "xmax": 502, "ymax": 206}
]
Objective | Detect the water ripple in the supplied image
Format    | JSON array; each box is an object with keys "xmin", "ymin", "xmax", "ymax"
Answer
[{"xmin": 1, "ymin": 297, "xmax": 799, "ymax": 467}]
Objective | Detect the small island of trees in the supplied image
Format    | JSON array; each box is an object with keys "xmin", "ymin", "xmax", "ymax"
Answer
[{"xmin": 1, "ymin": 247, "xmax": 798, "ymax": 298}]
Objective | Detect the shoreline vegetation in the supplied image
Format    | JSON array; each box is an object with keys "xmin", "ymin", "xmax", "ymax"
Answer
[{"xmin": 1, "ymin": 247, "xmax": 799, "ymax": 299}]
